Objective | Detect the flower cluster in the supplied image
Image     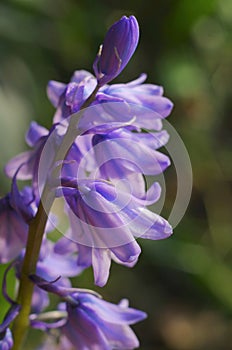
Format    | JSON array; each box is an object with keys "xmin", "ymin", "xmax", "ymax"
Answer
[{"xmin": 0, "ymin": 15, "xmax": 173, "ymax": 349}]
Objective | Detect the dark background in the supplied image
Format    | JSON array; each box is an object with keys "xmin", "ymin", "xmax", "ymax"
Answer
[{"xmin": 0, "ymin": 0, "xmax": 232, "ymax": 349}]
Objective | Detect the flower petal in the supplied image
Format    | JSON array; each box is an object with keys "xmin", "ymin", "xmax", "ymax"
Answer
[
  {"xmin": 79, "ymin": 294, "xmax": 147, "ymax": 325},
  {"xmin": 64, "ymin": 306, "xmax": 109, "ymax": 350},
  {"xmin": 47, "ymin": 80, "xmax": 66, "ymax": 107},
  {"xmin": 25, "ymin": 121, "xmax": 48, "ymax": 147},
  {"xmin": 92, "ymin": 248, "xmax": 111, "ymax": 287}
]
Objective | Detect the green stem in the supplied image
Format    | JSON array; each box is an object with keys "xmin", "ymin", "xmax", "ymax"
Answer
[
  {"xmin": 12, "ymin": 192, "xmax": 53, "ymax": 349},
  {"xmin": 12, "ymin": 85, "xmax": 100, "ymax": 349}
]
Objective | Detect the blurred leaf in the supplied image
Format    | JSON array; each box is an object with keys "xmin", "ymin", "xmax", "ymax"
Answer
[{"xmin": 0, "ymin": 264, "xmax": 16, "ymax": 323}]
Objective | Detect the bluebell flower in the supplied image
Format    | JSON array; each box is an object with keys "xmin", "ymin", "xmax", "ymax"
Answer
[
  {"xmin": 57, "ymin": 178, "xmax": 172, "ymax": 286},
  {"xmin": 92, "ymin": 127, "xmax": 170, "ymax": 179},
  {"xmin": 96, "ymin": 73, "xmax": 173, "ymax": 129},
  {"xmin": 15, "ymin": 238, "xmax": 82, "ymax": 313},
  {"xmin": 93, "ymin": 15, "xmax": 139, "ymax": 86},
  {"xmin": 47, "ymin": 70, "xmax": 97, "ymax": 123},
  {"xmin": 4, "ymin": 121, "xmax": 67, "ymax": 199},
  {"xmin": 30, "ymin": 276, "xmax": 146, "ymax": 350},
  {"xmin": 0, "ymin": 179, "xmax": 35, "ymax": 263},
  {"xmin": 61, "ymin": 293, "xmax": 146, "ymax": 350},
  {"xmin": 5, "ymin": 121, "xmax": 49, "ymax": 182},
  {"xmin": 0, "ymin": 304, "xmax": 21, "ymax": 350},
  {"xmin": 0, "ymin": 328, "xmax": 13, "ymax": 350},
  {"xmin": 60, "ymin": 123, "xmax": 170, "ymax": 182},
  {"xmin": 4, "ymin": 121, "xmax": 54, "ymax": 202},
  {"xmin": 47, "ymin": 71, "xmax": 173, "ymax": 131},
  {"xmin": 4, "ymin": 120, "xmax": 94, "ymax": 190}
]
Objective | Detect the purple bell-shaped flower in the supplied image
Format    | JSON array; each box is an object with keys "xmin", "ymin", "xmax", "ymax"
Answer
[
  {"xmin": 0, "ymin": 304, "xmax": 21, "ymax": 350},
  {"xmin": 30, "ymin": 275, "xmax": 147, "ymax": 350},
  {"xmin": 0, "ymin": 176, "xmax": 35, "ymax": 263}
]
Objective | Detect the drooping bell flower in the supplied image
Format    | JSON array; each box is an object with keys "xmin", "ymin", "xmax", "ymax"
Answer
[
  {"xmin": 0, "ymin": 328, "xmax": 13, "ymax": 350},
  {"xmin": 4, "ymin": 121, "xmax": 96, "ymax": 193},
  {"xmin": 0, "ymin": 177, "xmax": 35, "ymax": 264},
  {"xmin": 0, "ymin": 304, "xmax": 21, "ymax": 350},
  {"xmin": 5, "ymin": 122, "xmax": 49, "ymax": 182},
  {"xmin": 30, "ymin": 275, "xmax": 147, "ymax": 350},
  {"xmin": 93, "ymin": 16, "xmax": 139, "ymax": 86},
  {"xmin": 47, "ymin": 70, "xmax": 97, "ymax": 122},
  {"xmin": 57, "ymin": 177, "xmax": 172, "ymax": 286},
  {"xmin": 62, "ymin": 293, "xmax": 146, "ymax": 350},
  {"xmin": 47, "ymin": 70, "xmax": 173, "ymax": 130},
  {"xmin": 97, "ymin": 73, "xmax": 174, "ymax": 122},
  {"xmin": 15, "ymin": 238, "xmax": 82, "ymax": 313},
  {"xmin": 91, "ymin": 127, "xmax": 170, "ymax": 179}
]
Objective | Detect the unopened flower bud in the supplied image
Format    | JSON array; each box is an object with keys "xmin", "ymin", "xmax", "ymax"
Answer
[{"xmin": 93, "ymin": 16, "xmax": 139, "ymax": 86}]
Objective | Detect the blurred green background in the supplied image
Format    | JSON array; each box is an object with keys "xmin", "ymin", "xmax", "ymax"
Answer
[{"xmin": 0, "ymin": 0, "xmax": 232, "ymax": 349}]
